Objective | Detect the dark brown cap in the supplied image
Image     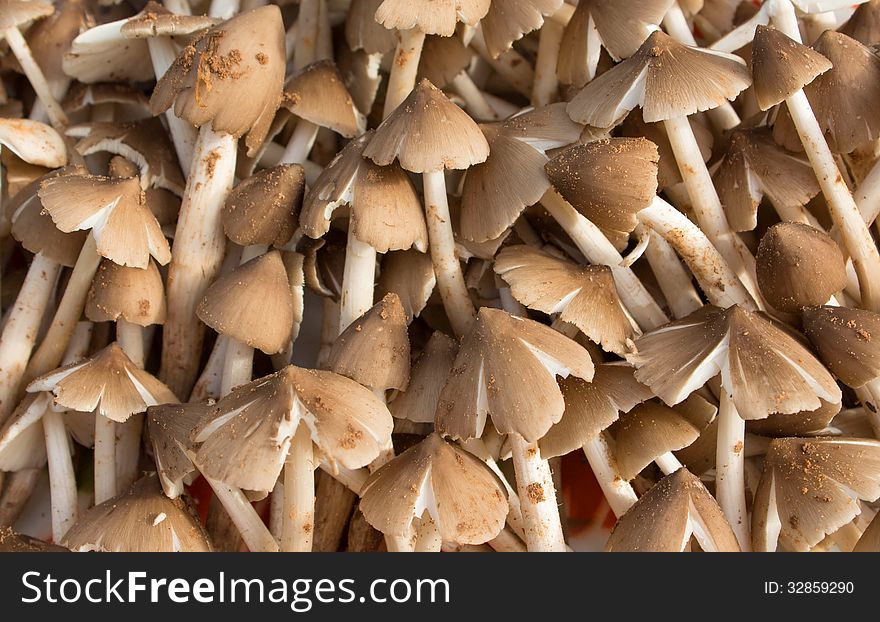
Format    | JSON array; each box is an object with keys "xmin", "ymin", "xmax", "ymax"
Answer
[
  {"xmin": 802, "ymin": 305, "xmax": 880, "ymax": 388},
  {"xmin": 223, "ymin": 164, "xmax": 304, "ymax": 248},
  {"xmin": 751, "ymin": 25, "xmax": 832, "ymax": 111}
]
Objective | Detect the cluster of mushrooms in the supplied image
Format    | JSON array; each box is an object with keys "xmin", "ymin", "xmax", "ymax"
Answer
[{"xmin": 2, "ymin": 0, "xmax": 880, "ymax": 555}]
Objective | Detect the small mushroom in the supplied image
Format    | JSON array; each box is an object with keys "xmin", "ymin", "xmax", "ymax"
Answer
[
  {"xmin": 376, "ymin": 249, "xmax": 436, "ymax": 322},
  {"xmin": 388, "ymin": 331, "xmax": 457, "ymax": 425}
]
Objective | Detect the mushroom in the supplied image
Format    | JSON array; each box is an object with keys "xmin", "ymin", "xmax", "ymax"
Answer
[
  {"xmin": 752, "ymin": 437, "xmax": 880, "ymax": 552},
  {"xmin": 606, "ymin": 468, "xmax": 740, "ymax": 552},
  {"xmin": 150, "ymin": 6, "xmax": 285, "ymax": 398},
  {"xmin": 360, "ymin": 433, "xmax": 508, "ymax": 551},
  {"xmin": 0, "ymin": 118, "xmax": 67, "ymax": 168},
  {"xmin": 376, "ymin": 249, "xmax": 436, "ymax": 322},
  {"xmin": 417, "ymin": 34, "xmax": 497, "ymax": 121},
  {"xmin": 840, "ymin": 0, "xmax": 880, "ymax": 46},
  {"xmin": 364, "ymin": 80, "xmax": 489, "ymax": 336},
  {"xmin": 480, "ymin": 0, "xmax": 562, "ymax": 60},
  {"xmin": 751, "ymin": 24, "xmax": 880, "ymax": 311},
  {"xmin": 628, "ymin": 305, "xmax": 842, "ymax": 549},
  {"xmin": 62, "ymin": 473, "xmax": 211, "ymax": 552},
  {"xmin": 388, "ymin": 330, "xmax": 456, "ymax": 428}
]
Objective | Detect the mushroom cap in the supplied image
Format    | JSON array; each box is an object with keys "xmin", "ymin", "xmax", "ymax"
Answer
[
  {"xmin": 326, "ymin": 293, "xmax": 411, "ymax": 392},
  {"xmin": 150, "ymin": 5, "xmax": 286, "ymax": 154},
  {"xmin": 435, "ymin": 307, "xmax": 595, "ymax": 443},
  {"xmin": 802, "ymin": 305, "xmax": 880, "ymax": 388},
  {"xmin": 840, "ymin": 0, "xmax": 880, "ymax": 47},
  {"xmin": 283, "ymin": 60, "xmax": 366, "ymax": 138},
  {"xmin": 567, "ymin": 30, "xmax": 751, "ymax": 126},
  {"xmin": 417, "ymin": 34, "xmax": 473, "ymax": 88},
  {"xmin": 62, "ymin": 474, "xmax": 211, "ymax": 552},
  {"xmin": 480, "ymin": 0, "xmax": 562, "ymax": 59},
  {"xmin": 120, "ymin": 1, "xmax": 218, "ymax": 38},
  {"xmin": 714, "ymin": 128, "xmax": 820, "ymax": 232},
  {"xmin": 0, "ymin": 527, "xmax": 68, "ymax": 552},
  {"xmin": 364, "ymin": 79, "xmax": 490, "ymax": 173},
  {"xmin": 748, "ymin": 399, "xmax": 841, "ymax": 437},
  {"xmin": 539, "ymin": 363, "xmax": 653, "ymax": 458},
  {"xmin": 85, "ymin": 259, "xmax": 167, "ymax": 326},
  {"xmin": 38, "ymin": 171, "xmax": 171, "ymax": 268},
  {"xmin": 389, "ymin": 331, "xmax": 457, "ymax": 423},
  {"xmin": 336, "ymin": 44, "xmax": 383, "ymax": 116},
  {"xmin": 751, "ymin": 25, "xmax": 832, "ymax": 111},
  {"xmin": 63, "ymin": 82, "xmax": 151, "ymax": 116},
  {"xmin": 25, "ymin": 0, "xmax": 88, "ymax": 85},
  {"xmin": 606, "ymin": 468, "xmax": 740, "ymax": 552},
  {"xmin": 301, "ymin": 232, "xmax": 346, "ymax": 300},
  {"xmin": 853, "ymin": 511, "xmax": 880, "ymax": 552},
  {"xmin": 752, "ymin": 437, "xmax": 880, "ymax": 552},
  {"xmin": 460, "ymin": 103, "xmax": 582, "ymax": 243},
  {"xmin": 627, "ymin": 305, "xmax": 841, "ymax": 419},
  {"xmin": 0, "ymin": 118, "xmax": 67, "ymax": 168},
  {"xmin": 545, "ymin": 137, "xmax": 659, "ymax": 249},
  {"xmin": 374, "ymin": 0, "xmax": 490, "ymax": 37},
  {"xmin": 0, "ymin": 0, "xmax": 53, "ymax": 30},
  {"xmin": 197, "ymin": 250, "xmax": 294, "ymax": 354},
  {"xmin": 192, "ymin": 365, "xmax": 393, "ymax": 492},
  {"xmin": 223, "ymin": 164, "xmax": 304, "ymax": 247},
  {"xmin": 146, "ymin": 401, "xmax": 210, "ymax": 498},
  {"xmin": 756, "ymin": 222, "xmax": 846, "ymax": 313},
  {"xmin": 62, "ymin": 16, "xmax": 153, "ymax": 84},
  {"xmin": 494, "ymin": 245, "xmax": 637, "ymax": 355},
  {"xmin": 610, "ymin": 402, "xmax": 700, "ymax": 481},
  {"xmin": 28, "ymin": 343, "xmax": 178, "ymax": 423},
  {"xmin": 0, "ymin": 393, "xmax": 50, "ymax": 471},
  {"xmin": 360, "ymin": 433, "xmax": 508, "ymax": 543},
  {"xmin": 376, "ymin": 249, "xmax": 436, "ymax": 321},
  {"xmin": 345, "ymin": 0, "xmax": 396, "ymax": 55}
]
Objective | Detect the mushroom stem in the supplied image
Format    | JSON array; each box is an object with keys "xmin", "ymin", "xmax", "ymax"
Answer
[
  {"xmin": 855, "ymin": 380, "xmax": 880, "ymax": 438},
  {"xmin": 94, "ymin": 415, "xmax": 117, "ymax": 504},
  {"xmin": 161, "ymin": 125, "xmax": 236, "ymax": 398},
  {"xmin": 115, "ymin": 319, "xmax": 146, "ymax": 492},
  {"xmin": 293, "ymin": 0, "xmax": 320, "ymax": 69},
  {"xmin": 269, "ymin": 479, "xmax": 284, "ymax": 544},
  {"xmin": 531, "ymin": 18, "xmax": 563, "ymax": 107},
  {"xmin": 201, "ymin": 472, "xmax": 280, "ymax": 552},
  {"xmin": 339, "ymin": 233, "xmax": 377, "ymax": 334},
  {"xmin": 413, "ymin": 516, "xmax": 442, "ymax": 552},
  {"xmin": 423, "ymin": 170, "xmax": 476, "ymax": 337},
  {"xmin": 488, "ymin": 527, "xmax": 526, "ymax": 552},
  {"xmin": 540, "ymin": 189, "xmax": 668, "ymax": 330},
  {"xmin": 24, "ymin": 235, "xmax": 102, "ymax": 391},
  {"xmin": 43, "ymin": 408, "xmax": 77, "ymax": 541},
  {"xmin": 655, "ymin": 451, "xmax": 684, "ymax": 475},
  {"xmin": 582, "ymin": 433, "xmax": 638, "ymax": 517},
  {"xmin": 451, "ymin": 72, "xmax": 498, "ymax": 121},
  {"xmin": 856, "ymin": 157, "xmax": 880, "ymax": 226},
  {"xmin": 146, "ymin": 37, "xmax": 196, "ymax": 177},
  {"xmin": 208, "ymin": 0, "xmax": 241, "ymax": 19},
  {"xmin": 0, "ymin": 253, "xmax": 61, "ymax": 424},
  {"xmin": 281, "ymin": 425, "xmax": 316, "ymax": 551},
  {"xmin": 643, "ymin": 229, "xmax": 703, "ymax": 318},
  {"xmin": 470, "ymin": 29, "xmax": 533, "ymax": 98},
  {"xmin": 383, "ymin": 29, "xmax": 427, "ymax": 119},
  {"xmin": 638, "ymin": 196, "xmax": 757, "ymax": 310},
  {"xmin": 716, "ymin": 391, "xmax": 751, "ymax": 551},
  {"xmin": 385, "ymin": 525, "xmax": 415, "ymax": 552},
  {"xmin": 508, "ymin": 433, "xmax": 566, "ymax": 552},
  {"xmin": 280, "ymin": 119, "xmax": 320, "ymax": 165},
  {"xmin": 708, "ymin": 0, "xmax": 773, "ymax": 53},
  {"xmin": 190, "ymin": 331, "xmax": 228, "ymax": 402},
  {"xmin": 220, "ymin": 337, "xmax": 255, "ymax": 396},
  {"xmin": 3, "ymin": 26, "xmax": 68, "ymax": 129}
]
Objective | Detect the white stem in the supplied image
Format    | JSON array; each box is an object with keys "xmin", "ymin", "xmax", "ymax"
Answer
[
  {"xmin": 161, "ymin": 126, "xmax": 236, "ymax": 398},
  {"xmin": 94, "ymin": 415, "xmax": 117, "ymax": 504},
  {"xmin": 318, "ymin": 463, "xmax": 368, "ymax": 494},
  {"xmin": 582, "ymin": 434, "xmax": 638, "ymax": 517},
  {"xmin": 488, "ymin": 527, "xmax": 526, "ymax": 552},
  {"xmin": 3, "ymin": 27, "xmax": 67, "ymax": 128},
  {"xmin": 269, "ymin": 479, "xmax": 284, "ymax": 544},
  {"xmin": 190, "ymin": 332, "xmax": 228, "ymax": 402},
  {"xmin": 280, "ymin": 119, "xmax": 320, "ymax": 165},
  {"xmin": 655, "ymin": 451, "xmax": 684, "ymax": 476},
  {"xmin": 531, "ymin": 19, "xmax": 563, "ymax": 107},
  {"xmin": 716, "ymin": 392, "xmax": 750, "ymax": 551},
  {"xmin": 339, "ymin": 232, "xmax": 377, "ymax": 334},
  {"xmin": 42, "ymin": 409, "xmax": 77, "ymax": 541},
  {"xmin": 117, "ymin": 319, "xmax": 144, "ymax": 368},
  {"xmin": 385, "ymin": 525, "xmax": 415, "ymax": 552},
  {"xmin": 470, "ymin": 29, "xmax": 533, "ymax": 98},
  {"xmin": 643, "ymin": 229, "xmax": 703, "ymax": 318},
  {"xmin": 293, "ymin": 0, "xmax": 320, "ymax": 70},
  {"xmin": 483, "ymin": 92, "xmax": 519, "ymax": 119},
  {"xmin": 509, "ymin": 433, "xmax": 566, "ymax": 552},
  {"xmin": 423, "ymin": 170, "xmax": 475, "ymax": 337},
  {"xmin": 451, "ymin": 73, "xmax": 498, "ymax": 121},
  {"xmin": 856, "ymin": 157, "xmax": 880, "ymax": 226},
  {"xmin": 147, "ymin": 38, "xmax": 196, "ymax": 177},
  {"xmin": 208, "ymin": 0, "xmax": 240, "ymax": 19},
  {"xmin": 220, "ymin": 337, "xmax": 254, "ymax": 396},
  {"xmin": 281, "ymin": 425, "xmax": 316, "ymax": 551},
  {"xmin": 540, "ymin": 190, "xmax": 668, "ymax": 330},
  {"xmin": 709, "ymin": 0, "xmax": 773, "ymax": 52},
  {"xmin": 383, "ymin": 29, "xmax": 426, "ymax": 119},
  {"xmin": 115, "ymin": 319, "xmax": 145, "ymax": 491},
  {"xmin": 201, "ymin": 471, "xmax": 279, "ymax": 552},
  {"xmin": 316, "ymin": 0, "xmax": 333, "ymax": 62}
]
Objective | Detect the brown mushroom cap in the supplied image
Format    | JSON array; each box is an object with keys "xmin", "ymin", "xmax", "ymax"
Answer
[
  {"xmin": 85, "ymin": 259, "xmax": 167, "ymax": 326},
  {"xmin": 0, "ymin": 527, "xmax": 69, "ymax": 552},
  {"xmin": 756, "ymin": 222, "xmax": 846, "ymax": 313},
  {"xmin": 120, "ymin": 1, "xmax": 218, "ymax": 38},
  {"xmin": 374, "ymin": 0, "xmax": 490, "ymax": 37},
  {"xmin": 196, "ymin": 250, "xmax": 294, "ymax": 354},
  {"xmin": 752, "ymin": 437, "xmax": 880, "ymax": 552},
  {"xmin": 364, "ymin": 79, "xmax": 490, "ymax": 173},
  {"xmin": 0, "ymin": 118, "xmax": 67, "ymax": 168},
  {"xmin": 417, "ymin": 35, "xmax": 473, "ymax": 88},
  {"xmin": 63, "ymin": 82, "xmax": 151, "ymax": 116},
  {"xmin": 0, "ymin": 0, "xmax": 54, "ymax": 30},
  {"xmin": 150, "ymin": 5, "xmax": 286, "ymax": 154},
  {"xmin": 853, "ymin": 511, "xmax": 880, "ymax": 552},
  {"xmin": 481, "ymin": 0, "xmax": 561, "ymax": 59},
  {"xmin": 840, "ymin": 0, "xmax": 880, "ymax": 46},
  {"xmin": 62, "ymin": 13, "xmax": 153, "ymax": 84},
  {"xmin": 360, "ymin": 433, "xmax": 508, "ymax": 543},
  {"xmin": 606, "ymin": 468, "xmax": 740, "ymax": 552},
  {"xmin": 389, "ymin": 331, "xmax": 457, "ymax": 423},
  {"xmin": 345, "ymin": 0, "xmax": 396, "ymax": 55},
  {"xmin": 223, "ymin": 164, "xmax": 304, "ymax": 248},
  {"xmin": 376, "ymin": 249, "xmax": 436, "ymax": 321},
  {"xmin": 283, "ymin": 60, "xmax": 366, "ymax": 138},
  {"xmin": 610, "ymin": 402, "xmax": 700, "ymax": 480},
  {"xmin": 748, "ymin": 399, "xmax": 841, "ymax": 437},
  {"xmin": 326, "ymin": 293, "xmax": 411, "ymax": 393},
  {"xmin": 802, "ymin": 305, "xmax": 880, "ymax": 388},
  {"xmin": 24, "ymin": 0, "xmax": 88, "ymax": 87},
  {"xmin": 751, "ymin": 25, "xmax": 832, "ymax": 111},
  {"xmin": 62, "ymin": 474, "xmax": 211, "ymax": 552},
  {"xmin": 146, "ymin": 401, "xmax": 210, "ymax": 498}
]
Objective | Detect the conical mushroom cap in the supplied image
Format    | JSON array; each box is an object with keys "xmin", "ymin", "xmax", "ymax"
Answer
[
  {"xmin": 62, "ymin": 474, "xmax": 211, "ymax": 552},
  {"xmin": 610, "ymin": 402, "xmax": 700, "ymax": 480},
  {"xmin": 480, "ymin": 0, "xmax": 562, "ymax": 59},
  {"xmin": 192, "ymin": 365, "xmax": 393, "ymax": 492},
  {"xmin": 360, "ymin": 433, "xmax": 508, "ymax": 543},
  {"xmin": 223, "ymin": 164, "xmax": 304, "ymax": 247},
  {"xmin": 376, "ymin": 249, "xmax": 436, "ymax": 321},
  {"xmin": 545, "ymin": 137, "xmax": 659, "ymax": 249},
  {"xmin": 364, "ymin": 80, "xmax": 490, "ymax": 173},
  {"xmin": 460, "ymin": 103, "xmax": 582, "ymax": 243},
  {"xmin": 840, "ymin": 0, "xmax": 880, "ymax": 46},
  {"xmin": 0, "ymin": 0, "xmax": 53, "ymax": 30},
  {"xmin": 374, "ymin": 0, "xmax": 490, "ymax": 36},
  {"xmin": 38, "ymin": 171, "xmax": 171, "ymax": 268},
  {"xmin": 150, "ymin": 5, "xmax": 285, "ymax": 154},
  {"xmin": 802, "ymin": 305, "xmax": 880, "ymax": 388},
  {"xmin": 494, "ymin": 245, "xmax": 636, "ymax": 355},
  {"xmin": 752, "ymin": 437, "xmax": 880, "ymax": 552},
  {"xmin": 197, "ymin": 250, "xmax": 294, "ymax": 354},
  {"xmin": 0, "ymin": 118, "xmax": 66, "ymax": 168},
  {"xmin": 435, "ymin": 307, "xmax": 595, "ymax": 443},
  {"xmin": 751, "ymin": 25, "xmax": 832, "ymax": 111},
  {"xmin": 417, "ymin": 35, "xmax": 473, "ymax": 88},
  {"xmin": 28, "ymin": 343, "xmax": 178, "ymax": 423},
  {"xmin": 345, "ymin": 0, "xmax": 397, "ymax": 55},
  {"xmin": 567, "ymin": 30, "xmax": 751, "ymax": 127},
  {"xmin": 283, "ymin": 60, "xmax": 366, "ymax": 138},
  {"xmin": 756, "ymin": 222, "xmax": 846, "ymax": 313},
  {"xmin": 146, "ymin": 401, "xmax": 210, "ymax": 498},
  {"xmin": 390, "ymin": 331, "xmax": 457, "ymax": 423},
  {"xmin": 0, "ymin": 527, "xmax": 68, "ymax": 552},
  {"xmin": 606, "ymin": 468, "xmax": 740, "ymax": 552},
  {"xmin": 120, "ymin": 1, "xmax": 219, "ymax": 38},
  {"xmin": 86, "ymin": 259, "xmax": 166, "ymax": 326},
  {"xmin": 539, "ymin": 364, "xmax": 653, "ymax": 459},
  {"xmin": 627, "ymin": 305, "xmax": 841, "ymax": 419},
  {"xmin": 326, "ymin": 293, "xmax": 411, "ymax": 392}
]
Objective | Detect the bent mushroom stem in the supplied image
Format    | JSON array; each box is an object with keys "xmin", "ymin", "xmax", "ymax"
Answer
[
  {"xmin": 643, "ymin": 229, "xmax": 703, "ymax": 319},
  {"xmin": 581, "ymin": 433, "xmax": 638, "ymax": 518},
  {"xmin": 293, "ymin": 0, "xmax": 320, "ymax": 69},
  {"xmin": 716, "ymin": 392, "xmax": 751, "ymax": 551},
  {"xmin": 281, "ymin": 425, "xmax": 316, "ymax": 551},
  {"xmin": 200, "ymin": 470, "xmax": 280, "ymax": 552},
  {"xmin": 383, "ymin": 29, "xmax": 427, "ymax": 119},
  {"xmin": 423, "ymin": 170, "xmax": 476, "ymax": 337},
  {"xmin": 3, "ymin": 26, "xmax": 67, "ymax": 129},
  {"xmin": 116, "ymin": 319, "xmax": 146, "ymax": 491},
  {"xmin": 531, "ymin": 19, "xmax": 563, "ymax": 107},
  {"xmin": 508, "ymin": 433, "xmax": 566, "ymax": 552},
  {"xmin": 339, "ymin": 233, "xmax": 377, "ymax": 333}
]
